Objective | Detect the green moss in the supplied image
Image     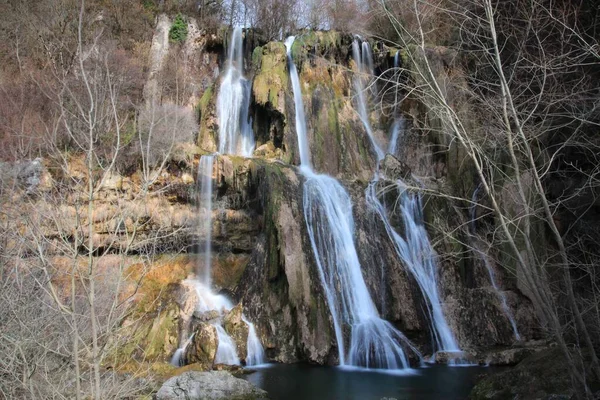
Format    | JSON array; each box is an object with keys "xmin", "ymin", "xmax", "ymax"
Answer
[
  {"xmin": 252, "ymin": 46, "xmax": 263, "ymax": 68},
  {"xmin": 252, "ymin": 42, "xmax": 288, "ymax": 109},
  {"xmin": 198, "ymin": 85, "xmax": 213, "ymax": 115},
  {"xmin": 290, "ymin": 31, "xmax": 342, "ymax": 64}
]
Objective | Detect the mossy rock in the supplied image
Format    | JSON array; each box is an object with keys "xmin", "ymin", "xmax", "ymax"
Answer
[
  {"xmin": 290, "ymin": 31, "xmax": 343, "ymax": 64},
  {"xmin": 252, "ymin": 42, "xmax": 288, "ymax": 113}
]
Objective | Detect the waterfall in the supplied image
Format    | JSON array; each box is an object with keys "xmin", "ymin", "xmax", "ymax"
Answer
[
  {"xmin": 387, "ymin": 117, "xmax": 404, "ymax": 157},
  {"xmin": 352, "ymin": 39, "xmax": 385, "ymax": 161},
  {"xmin": 366, "ymin": 181, "xmax": 460, "ymax": 353},
  {"xmin": 394, "ymin": 50, "xmax": 401, "ymax": 69},
  {"xmin": 470, "ymin": 186, "xmax": 521, "ymax": 340},
  {"xmin": 286, "ymin": 36, "xmax": 418, "ymax": 371},
  {"xmin": 214, "ymin": 325, "xmax": 241, "ymax": 365},
  {"xmin": 285, "ymin": 37, "xmax": 311, "ymax": 167},
  {"xmin": 351, "ymin": 37, "xmax": 459, "ymax": 356},
  {"xmin": 244, "ymin": 316, "xmax": 266, "ymax": 366},
  {"xmin": 172, "ymin": 154, "xmax": 266, "ymax": 368},
  {"xmin": 361, "ymin": 41, "xmax": 378, "ymax": 97},
  {"xmin": 216, "ymin": 27, "xmax": 255, "ymax": 156},
  {"xmin": 198, "ymin": 155, "xmax": 215, "ymax": 285}
]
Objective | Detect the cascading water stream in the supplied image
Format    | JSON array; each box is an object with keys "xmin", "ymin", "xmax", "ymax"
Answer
[
  {"xmin": 215, "ymin": 325, "xmax": 241, "ymax": 365},
  {"xmin": 244, "ymin": 316, "xmax": 266, "ymax": 366},
  {"xmin": 352, "ymin": 39, "xmax": 385, "ymax": 161},
  {"xmin": 173, "ymin": 150, "xmax": 265, "ymax": 366},
  {"xmin": 217, "ymin": 27, "xmax": 255, "ymax": 156},
  {"xmin": 198, "ymin": 155, "xmax": 215, "ymax": 285},
  {"xmin": 366, "ymin": 181, "xmax": 460, "ymax": 353},
  {"xmin": 470, "ymin": 185, "xmax": 521, "ymax": 340},
  {"xmin": 353, "ymin": 36, "xmax": 460, "ymax": 356},
  {"xmin": 387, "ymin": 117, "xmax": 404, "ymax": 157},
  {"xmin": 285, "ymin": 36, "xmax": 311, "ymax": 167},
  {"xmin": 170, "ymin": 27, "xmax": 267, "ymax": 368},
  {"xmin": 286, "ymin": 36, "xmax": 419, "ymax": 371}
]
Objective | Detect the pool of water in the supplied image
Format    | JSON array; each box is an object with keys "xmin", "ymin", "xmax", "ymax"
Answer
[{"xmin": 243, "ymin": 363, "xmax": 495, "ymax": 400}]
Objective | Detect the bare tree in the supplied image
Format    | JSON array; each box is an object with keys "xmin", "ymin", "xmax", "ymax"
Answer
[{"xmin": 376, "ymin": 0, "xmax": 600, "ymax": 397}]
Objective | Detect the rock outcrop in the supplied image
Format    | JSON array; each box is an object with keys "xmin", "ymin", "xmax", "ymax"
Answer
[
  {"xmin": 469, "ymin": 347, "xmax": 595, "ymax": 399},
  {"xmin": 155, "ymin": 371, "xmax": 269, "ymax": 400},
  {"xmin": 223, "ymin": 304, "xmax": 249, "ymax": 362},
  {"xmin": 184, "ymin": 323, "xmax": 219, "ymax": 368}
]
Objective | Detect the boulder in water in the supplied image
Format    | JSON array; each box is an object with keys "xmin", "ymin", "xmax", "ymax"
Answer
[
  {"xmin": 184, "ymin": 323, "xmax": 219, "ymax": 368},
  {"xmin": 223, "ymin": 303, "xmax": 249, "ymax": 362},
  {"xmin": 155, "ymin": 371, "xmax": 269, "ymax": 400}
]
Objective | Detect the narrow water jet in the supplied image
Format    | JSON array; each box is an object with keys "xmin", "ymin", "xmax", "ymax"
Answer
[
  {"xmin": 198, "ymin": 155, "xmax": 215, "ymax": 285},
  {"xmin": 353, "ymin": 40, "xmax": 460, "ymax": 356},
  {"xmin": 285, "ymin": 36, "xmax": 311, "ymax": 167},
  {"xmin": 217, "ymin": 27, "xmax": 255, "ymax": 156},
  {"xmin": 286, "ymin": 36, "xmax": 418, "ymax": 371}
]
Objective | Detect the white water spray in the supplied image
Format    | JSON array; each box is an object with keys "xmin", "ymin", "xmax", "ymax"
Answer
[
  {"xmin": 287, "ymin": 36, "xmax": 418, "ymax": 370},
  {"xmin": 217, "ymin": 27, "xmax": 255, "ymax": 156}
]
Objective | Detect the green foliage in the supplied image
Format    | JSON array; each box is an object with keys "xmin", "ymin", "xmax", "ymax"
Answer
[{"xmin": 169, "ymin": 14, "xmax": 188, "ymax": 43}]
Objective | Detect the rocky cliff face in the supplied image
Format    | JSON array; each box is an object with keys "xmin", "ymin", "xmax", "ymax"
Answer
[{"xmin": 6, "ymin": 19, "xmax": 543, "ymax": 371}]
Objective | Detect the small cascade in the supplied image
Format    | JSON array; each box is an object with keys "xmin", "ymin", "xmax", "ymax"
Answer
[
  {"xmin": 387, "ymin": 117, "xmax": 405, "ymax": 157},
  {"xmin": 470, "ymin": 186, "xmax": 521, "ymax": 340},
  {"xmin": 244, "ymin": 316, "xmax": 266, "ymax": 366},
  {"xmin": 214, "ymin": 325, "xmax": 241, "ymax": 365},
  {"xmin": 170, "ymin": 333, "xmax": 195, "ymax": 367},
  {"xmin": 216, "ymin": 27, "xmax": 255, "ymax": 156},
  {"xmin": 173, "ymin": 154, "xmax": 265, "ymax": 368},
  {"xmin": 366, "ymin": 181, "xmax": 460, "ymax": 354},
  {"xmin": 198, "ymin": 155, "xmax": 215, "ymax": 285},
  {"xmin": 394, "ymin": 50, "xmax": 401, "ymax": 69},
  {"xmin": 286, "ymin": 36, "xmax": 418, "ymax": 371},
  {"xmin": 352, "ymin": 39, "xmax": 385, "ymax": 161},
  {"xmin": 361, "ymin": 41, "xmax": 378, "ymax": 97}
]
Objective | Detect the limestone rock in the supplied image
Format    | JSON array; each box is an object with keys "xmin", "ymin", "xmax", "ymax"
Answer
[
  {"xmin": 223, "ymin": 303, "xmax": 249, "ymax": 362},
  {"xmin": 184, "ymin": 323, "xmax": 219, "ymax": 368},
  {"xmin": 193, "ymin": 310, "xmax": 220, "ymax": 322},
  {"xmin": 155, "ymin": 371, "xmax": 269, "ymax": 400}
]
